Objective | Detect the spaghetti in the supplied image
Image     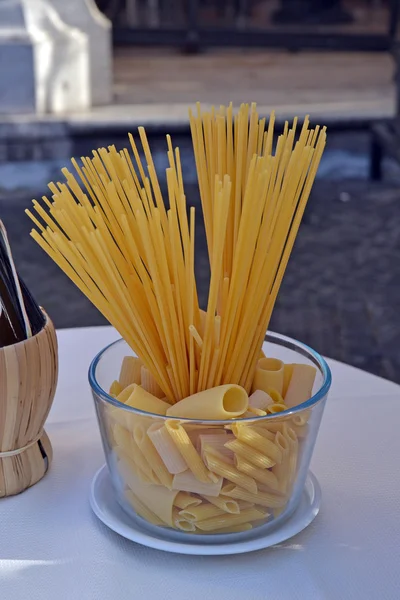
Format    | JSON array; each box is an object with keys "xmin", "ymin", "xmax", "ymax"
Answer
[{"xmin": 27, "ymin": 103, "xmax": 326, "ymax": 403}]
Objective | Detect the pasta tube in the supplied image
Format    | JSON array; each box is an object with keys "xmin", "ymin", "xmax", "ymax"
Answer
[
  {"xmin": 147, "ymin": 422, "xmax": 187, "ymax": 474},
  {"xmin": 266, "ymin": 403, "xmax": 287, "ymax": 414},
  {"xmin": 195, "ymin": 508, "xmax": 266, "ymax": 532},
  {"xmin": 199, "ymin": 433, "xmax": 235, "ymax": 464},
  {"xmin": 174, "ymin": 492, "xmax": 202, "ymax": 509},
  {"xmin": 235, "ymin": 455, "xmax": 280, "ymax": 491},
  {"xmin": 272, "ymin": 429, "xmax": 297, "ymax": 494},
  {"xmin": 201, "ymin": 494, "xmax": 240, "ymax": 514},
  {"xmin": 133, "ymin": 423, "xmax": 173, "ymax": 489},
  {"xmin": 221, "ymin": 483, "xmax": 286, "ymax": 508},
  {"xmin": 109, "ymin": 380, "xmax": 123, "ymax": 398},
  {"xmin": 120, "ymin": 467, "xmax": 179, "ymax": 526},
  {"xmin": 125, "ymin": 490, "xmax": 164, "ymax": 526},
  {"xmin": 165, "ymin": 420, "xmax": 216, "ymax": 483},
  {"xmin": 248, "ymin": 389, "xmax": 273, "ymax": 410},
  {"xmin": 224, "ymin": 439, "xmax": 277, "ymax": 469},
  {"xmin": 172, "ymin": 470, "xmax": 223, "ymax": 496},
  {"xmin": 179, "ymin": 504, "xmax": 226, "ymax": 522},
  {"xmin": 173, "ymin": 510, "xmax": 197, "ymax": 532},
  {"xmin": 141, "ymin": 366, "xmax": 165, "ymax": 398},
  {"xmin": 282, "ymin": 364, "xmax": 294, "ymax": 397},
  {"xmin": 242, "ymin": 407, "xmax": 267, "ymax": 417},
  {"xmin": 166, "ymin": 384, "xmax": 248, "ymax": 419},
  {"xmin": 232, "ymin": 426, "xmax": 283, "ymax": 464},
  {"xmin": 203, "ymin": 450, "xmax": 258, "ymax": 493},
  {"xmin": 119, "ymin": 356, "xmax": 142, "ymax": 388},
  {"xmin": 125, "ymin": 384, "xmax": 171, "ymax": 415},
  {"xmin": 284, "ymin": 364, "xmax": 317, "ymax": 408},
  {"xmin": 252, "ymin": 358, "xmax": 284, "ymax": 395}
]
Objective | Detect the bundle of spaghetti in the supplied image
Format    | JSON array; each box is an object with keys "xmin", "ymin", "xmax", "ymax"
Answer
[
  {"xmin": 189, "ymin": 104, "xmax": 326, "ymax": 391},
  {"xmin": 27, "ymin": 102, "xmax": 326, "ymax": 403}
]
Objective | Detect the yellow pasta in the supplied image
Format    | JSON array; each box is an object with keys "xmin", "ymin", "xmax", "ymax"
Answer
[
  {"xmin": 166, "ymin": 384, "xmax": 248, "ymax": 419},
  {"xmin": 147, "ymin": 422, "xmax": 188, "ymax": 474},
  {"xmin": 195, "ymin": 508, "xmax": 266, "ymax": 532},
  {"xmin": 248, "ymin": 389, "xmax": 273, "ymax": 410},
  {"xmin": 109, "ymin": 380, "xmax": 123, "ymax": 398},
  {"xmin": 235, "ymin": 455, "xmax": 280, "ymax": 491},
  {"xmin": 125, "ymin": 490, "xmax": 164, "ymax": 526},
  {"xmin": 125, "ymin": 385, "xmax": 171, "ymax": 415},
  {"xmin": 203, "ymin": 450, "xmax": 258, "ymax": 493},
  {"xmin": 179, "ymin": 504, "xmax": 226, "ymax": 522},
  {"xmin": 26, "ymin": 104, "xmax": 327, "ymax": 535},
  {"xmin": 121, "ymin": 468, "xmax": 178, "ymax": 527},
  {"xmin": 172, "ymin": 470, "xmax": 223, "ymax": 496},
  {"xmin": 133, "ymin": 423, "xmax": 173, "ymax": 489},
  {"xmin": 252, "ymin": 358, "xmax": 284, "ymax": 395},
  {"xmin": 231, "ymin": 425, "xmax": 283, "ymax": 463},
  {"xmin": 173, "ymin": 510, "xmax": 197, "ymax": 532},
  {"xmin": 165, "ymin": 421, "xmax": 216, "ymax": 483},
  {"xmin": 225, "ymin": 438, "xmax": 277, "ymax": 469},
  {"xmin": 221, "ymin": 483, "xmax": 286, "ymax": 509},
  {"xmin": 200, "ymin": 494, "xmax": 240, "ymax": 514},
  {"xmin": 266, "ymin": 403, "xmax": 287, "ymax": 414},
  {"xmin": 284, "ymin": 364, "xmax": 317, "ymax": 407},
  {"xmin": 174, "ymin": 492, "xmax": 202, "ymax": 509},
  {"xmin": 141, "ymin": 366, "xmax": 165, "ymax": 398},
  {"xmin": 199, "ymin": 433, "xmax": 235, "ymax": 464},
  {"xmin": 119, "ymin": 356, "xmax": 142, "ymax": 389},
  {"xmin": 282, "ymin": 364, "xmax": 294, "ymax": 397}
]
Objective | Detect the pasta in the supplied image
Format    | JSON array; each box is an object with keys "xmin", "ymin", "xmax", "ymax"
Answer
[
  {"xmin": 109, "ymin": 380, "xmax": 123, "ymax": 398},
  {"xmin": 203, "ymin": 450, "xmax": 258, "ymax": 493},
  {"xmin": 119, "ymin": 356, "xmax": 142, "ymax": 389},
  {"xmin": 221, "ymin": 483, "xmax": 286, "ymax": 509},
  {"xmin": 165, "ymin": 420, "xmax": 216, "ymax": 483},
  {"xmin": 179, "ymin": 504, "xmax": 226, "ymax": 522},
  {"xmin": 166, "ymin": 384, "xmax": 248, "ymax": 419},
  {"xmin": 26, "ymin": 103, "xmax": 327, "ymax": 534},
  {"xmin": 248, "ymin": 389, "xmax": 273, "ymax": 410},
  {"xmin": 200, "ymin": 494, "xmax": 240, "ymax": 514},
  {"xmin": 141, "ymin": 366, "xmax": 165, "ymax": 398},
  {"xmin": 195, "ymin": 508, "xmax": 266, "ymax": 532},
  {"xmin": 133, "ymin": 422, "xmax": 173, "ymax": 489},
  {"xmin": 121, "ymin": 468, "xmax": 178, "ymax": 526},
  {"xmin": 125, "ymin": 385, "xmax": 171, "ymax": 415},
  {"xmin": 225, "ymin": 438, "xmax": 277, "ymax": 469},
  {"xmin": 252, "ymin": 358, "xmax": 284, "ymax": 395},
  {"xmin": 125, "ymin": 490, "xmax": 164, "ymax": 526},
  {"xmin": 231, "ymin": 425, "xmax": 283, "ymax": 463},
  {"xmin": 234, "ymin": 455, "xmax": 280, "ymax": 491},
  {"xmin": 172, "ymin": 470, "xmax": 223, "ymax": 497},
  {"xmin": 284, "ymin": 364, "xmax": 317, "ymax": 407},
  {"xmin": 147, "ymin": 422, "xmax": 188, "ymax": 474},
  {"xmin": 174, "ymin": 492, "xmax": 202, "ymax": 509},
  {"xmin": 199, "ymin": 433, "xmax": 235, "ymax": 464}
]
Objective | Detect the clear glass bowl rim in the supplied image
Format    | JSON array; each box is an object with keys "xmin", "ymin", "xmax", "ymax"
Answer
[{"xmin": 88, "ymin": 331, "xmax": 332, "ymax": 424}]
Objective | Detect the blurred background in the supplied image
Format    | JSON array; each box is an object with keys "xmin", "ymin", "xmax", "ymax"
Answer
[{"xmin": 0, "ymin": 0, "xmax": 399, "ymax": 381}]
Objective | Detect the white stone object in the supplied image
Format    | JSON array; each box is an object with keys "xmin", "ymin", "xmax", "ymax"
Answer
[
  {"xmin": 50, "ymin": 0, "xmax": 112, "ymax": 105},
  {"xmin": 0, "ymin": 0, "xmax": 90, "ymax": 114}
]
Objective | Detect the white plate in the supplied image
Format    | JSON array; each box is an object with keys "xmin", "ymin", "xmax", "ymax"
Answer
[{"xmin": 90, "ymin": 465, "xmax": 321, "ymax": 555}]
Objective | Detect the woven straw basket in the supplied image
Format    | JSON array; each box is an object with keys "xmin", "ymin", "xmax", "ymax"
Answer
[{"xmin": 0, "ymin": 312, "xmax": 58, "ymax": 497}]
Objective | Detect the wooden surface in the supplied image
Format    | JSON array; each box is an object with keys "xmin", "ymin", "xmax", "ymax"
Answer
[{"xmin": 113, "ymin": 48, "xmax": 394, "ymax": 120}]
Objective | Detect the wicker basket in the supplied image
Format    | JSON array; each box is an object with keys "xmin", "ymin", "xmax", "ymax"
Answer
[{"xmin": 0, "ymin": 311, "xmax": 58, "ymax": 497}]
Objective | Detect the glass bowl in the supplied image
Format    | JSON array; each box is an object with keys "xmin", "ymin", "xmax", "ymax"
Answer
[{"xmin": 89, "ymin": 332, "xmax": 331, "ymax": 539}]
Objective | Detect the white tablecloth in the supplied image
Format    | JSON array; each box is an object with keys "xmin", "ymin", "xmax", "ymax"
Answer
[{"xmin": 1, "ymin": 326, "xmax": 399, "ymax": 600}]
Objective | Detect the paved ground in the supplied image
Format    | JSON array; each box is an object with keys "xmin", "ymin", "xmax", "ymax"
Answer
[
  {"xmin": 1, "ymin": 128, "xmax": 399, "ymax": 385},
  {"xmin": 113, "ymin": 48, "xmax": 394, "ymax": 121}
]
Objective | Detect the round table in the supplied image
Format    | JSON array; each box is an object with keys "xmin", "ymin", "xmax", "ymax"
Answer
[{"xmin": 1, "ymin": 326, "xmax": 399, "ymax": 599}]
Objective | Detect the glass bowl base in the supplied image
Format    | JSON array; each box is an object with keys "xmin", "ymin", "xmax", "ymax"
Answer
[{"xmin": 90, "ymin": 464, "xmax": 321, "ymax": 555}]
